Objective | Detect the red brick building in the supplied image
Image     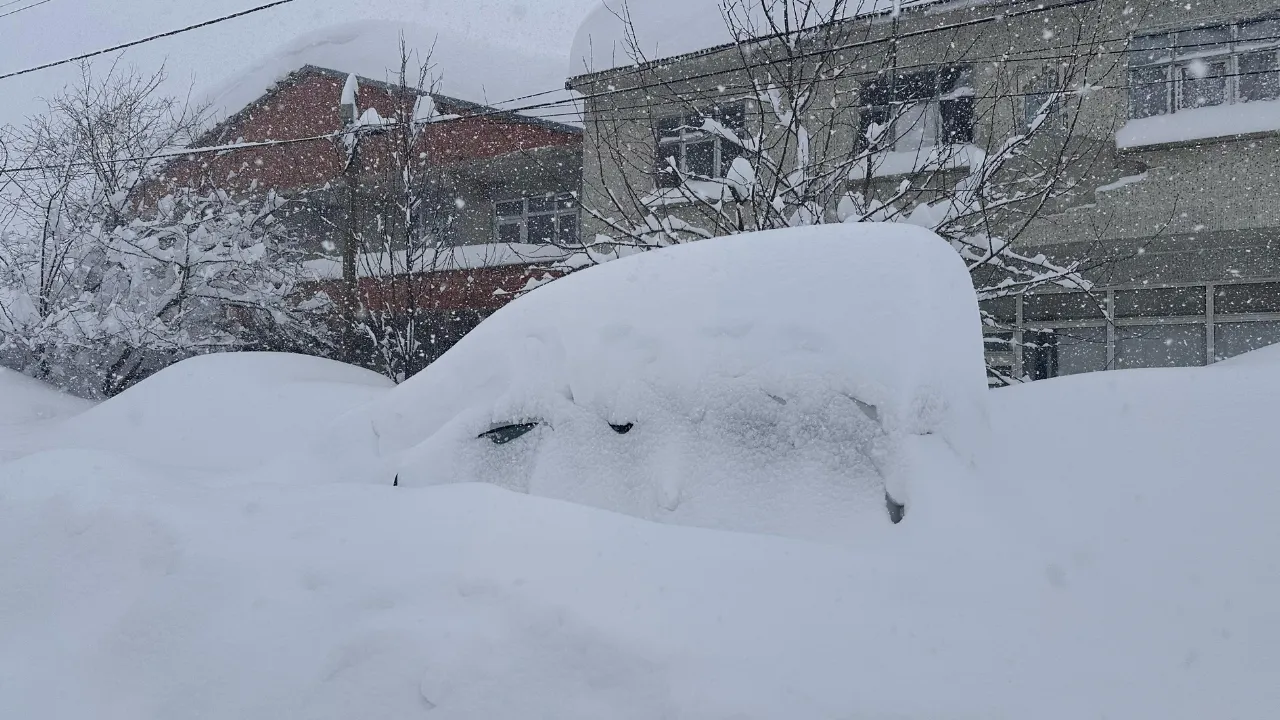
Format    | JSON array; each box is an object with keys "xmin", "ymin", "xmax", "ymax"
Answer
[{"xmin": 155, "ymin": 64, "xmax": 582, "ymax": 368}]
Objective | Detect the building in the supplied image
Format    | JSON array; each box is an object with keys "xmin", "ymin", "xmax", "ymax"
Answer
[
  {"xmin": 154, "ymin": 64, "xmax": 582, "ymax": 366},
  {"xmin": 567, "ymin": 0, "xmax": 1280, "ymax": 382}
]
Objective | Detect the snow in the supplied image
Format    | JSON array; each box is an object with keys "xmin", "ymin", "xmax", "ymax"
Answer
[
  {"xmin": 3, "ymin": 226, "xmax": 1280, "ymax": 719},
  {"xmin": 308, "ymin": 223, "xmax": 989, "ymax": 544},
  {"xmin": 1095, "ymin": 171, "xmax": 1148, "ymax": 193},
  {"xmin": 2, "ymin": 355, "xmax": 1280, "ymax": 717},
  {"xmin": 205, "ymin": 20, "xmax": 580, "ymax": 126},
  {"xmin": 56, "ymin": 353, "xmax": 393, "ymax": 473},
  {"xmin": 301, "ymin": 243, "xmax": 572, "ymax": 280},
  {"xmin": 569, "ymin": 0, "xmax": 926, "ymax": 76},
  {"xmin": 1116, "ymin": 98, "xmax": 1280, "ymax": 149},
  {"xmin": 1216, "ymin": 340, "xmax": 1280, "ymax": 367},
  {"xmin": 0, "ymin": 367, "xmax": 93, "ymax": 462},
  {"xmin": 0, "ymin": 2, "xmax": 599, "ymax": 129}
]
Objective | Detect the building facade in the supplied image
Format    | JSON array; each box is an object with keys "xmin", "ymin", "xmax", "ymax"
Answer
[
  {"xmin": 155, "ymin": 64, "xmax": 583, "ymax": 368},
  {"xmin": 568, "ymin": 0, "xmax": 1280, "ymax": 382}
]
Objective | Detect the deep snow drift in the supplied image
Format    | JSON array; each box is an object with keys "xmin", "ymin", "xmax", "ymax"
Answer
[
  {"xmin": 312, "ymin": 223, "xmax": 989, "ymax": 544},
  {"xmin": 1, "ymin": 357, "xmax": 1278, "ymax": 719},
  {"xmin": 0, "ymin": 367, "xmax": 92, "ymax": 461},
  {"xmin": 57, "ymin": 353, "xmax": 393, "ymax": 472}
]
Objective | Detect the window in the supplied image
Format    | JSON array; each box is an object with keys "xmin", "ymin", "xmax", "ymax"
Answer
[
  {"xmin": 495, "ymin": 194, "xmax": 579, "ymax": 245},
  {"xmin": 654, "ymin": 103, "xmax": 746, "ymax": 188},
  {"xmin": 1128, "ymin": 17, "xmax": 1280, "ymax": 119},
  {"xmin": 1023, "ymin": 327, "xmax": 1109, "ymax": 380},
  {"xmin": 1116, "ymin": 324, "xmax": 1207, "ymax": 368},
  {"xmin": 1023, "ymin": 65, "xmax": 1065, "ymax": 130},
  {"xmin": 858, "ymin": 66, "xmax": 974, "ymax": 152},
  {"xmin": 986, "ymin": 281, "xmax": 1280, "ymax": 380}
]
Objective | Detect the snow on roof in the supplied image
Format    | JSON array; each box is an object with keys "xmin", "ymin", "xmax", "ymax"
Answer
[
  {"xmin": 568, "ymin": 0, "xmax": 937, "ymax": 79},
  {"xmin": 1116, "ymin": 98, "xmax": 1280, "ymax": 149},
  {"xmin": 208, "ymin": 20, "xmax": 582, "ymax": 128},
  {"xmin": 0, "ymin": 1, "xmax": 596, "ymax": 128},
  {"xmin": 301, "ymin": 243, "xmax": 572, "ymax": 281}
]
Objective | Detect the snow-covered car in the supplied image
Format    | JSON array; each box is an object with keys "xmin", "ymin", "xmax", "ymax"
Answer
[{"xmin": 319, "ymin": 223, "xmax": 990, "ymax": 544}]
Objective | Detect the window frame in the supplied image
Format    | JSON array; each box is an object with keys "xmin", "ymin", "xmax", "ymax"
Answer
[
  {"xmin": 653, "ymin": 103, "xmax": 747, "ymax": 189},
  {"xmin": 857, "ymin": 65, "xmax": 976, "ymax": 153},
  {"xmin": 494, "ymin": 193, "xmax": 580, "ymax": 245},
  {"xmin": 1127, "ymin": 18, "xmax": 1280, "ymax": 119},
  {"xmin": 983, "ymin": 279, "xmax": 1280, "ymax": 380}
]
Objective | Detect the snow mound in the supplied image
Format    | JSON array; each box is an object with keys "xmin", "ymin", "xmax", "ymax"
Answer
[
  {"xmin": 3, "ymin": 350, "xmax": 1279, "ymax": 719},
  {"xmin": 59, "ymin": 353, "xmax": 393, "ymax": 472},
  {"xmin": 1216, "ymin": 340, "xmax": 1280, "ymax": 367},
  {"xmin": 0, "ymin": 367, "xmax": 94, "ymax": 462},
  {"xmin": 316, "ymin": 223, "xmax": 988, "ymax": 544}
]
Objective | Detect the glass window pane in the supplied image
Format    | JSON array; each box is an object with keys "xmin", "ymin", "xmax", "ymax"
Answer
[
  {"xmin": 495, "ymin": 200, "xmax": 524, "ymax": 217},
  {"xmin": 1116, "ymin": 324, "xmax": 1206, "ymax": 368},
  {"xmin": 1215, "ymin": 282, "xmax": 1280, "ymax": 314},
  {"xmin": 1129, "ymin": 33, "xmax": 1171, "ymax": 65},
  {"xmin": 714, "ymin": 103, "xmax": 746, "ymax": 132},
  {"xmin": 526, "ymin": 214, "xmax": 556, "ymax": 244},
  {"xmin": 556, "ymin": 194, "xmax": 577, "ymax": 210},
  {"xmin": 1114, "ymin": 286, "xmax": 1206, "ymax": 318},
  {"xmin": 1023, "ymin": 327, "xmax": 1109, "ymax": 380},
  {"xmin": 897, "ymin": 69, "xmax": 937, "ymax": 101},
  {"xmin": 685, "ymin": 139, "xmax": 716, "ymax": 177},
  {"xmin": 655, "ymin": 115, "xmax": 681, "ymax": 139},
  {"xmin": 894, "ymin": 101, "xmax": 940, "ymax": 151},
  {"xmin": 1239, "ymin": 18, "xmax": 1280, "ymax": 43},
  {"xmin": 527, "ymin": 196, "xmax": 556, "ymax": 213},
  {"xmin": 1179, "ymin": 61, "xmax": 1227, "ymax": 109},
  {"xmin": 1239, "ymin": 52, "xmax": 1280, "ymax": 102},
  {"xmin": 1173, "ymin": 26, "xmax": 1231, "ymax": 55},
  {"xmin": 983, "ymin": 331, "xmax": 1015, "ymax": 352},
  {"xmin": 557, "ymin": 213, "xmax": 580, "ymax": 245},
  {"xmin": 1024, "ymin": 292, "xmax": 1104, "ymax": 322},
  {"xmin": 1215, "ymin": 321, "xmax": 1280, "ymax": 360},
  {"xmin": 497, "ymin": 222, "xmax": 522, "ymax": 243},
  {"xmin": 980, "ymin": 297, "xmax": 1017, "ymax": 324},
  {"xmin": 1129, "ymin": 67, "xmax": 1169, "ymax": 118}
]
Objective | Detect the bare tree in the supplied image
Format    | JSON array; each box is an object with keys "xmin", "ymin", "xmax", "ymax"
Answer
[
  {"xmin": 572, "ymin": 0, "xmax": 1155, "ymax": 383},
  {"xmin": 330, "ymin": 39, "xmax": 509, "ymax": 381}
]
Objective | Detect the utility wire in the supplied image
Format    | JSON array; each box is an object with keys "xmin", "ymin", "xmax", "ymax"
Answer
[
  {"xmin": 0, "ymin": 0, "xmax": 55, "ymax": 21},
  {"xmin": 0, "ymin": 0, "xmax": 299, "ymax": 82}
]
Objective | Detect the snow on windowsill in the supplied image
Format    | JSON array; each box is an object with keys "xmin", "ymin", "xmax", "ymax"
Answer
[
  {"xmin": 850, "ymin": 144, "xmax": 980, "ymax": 179},
  {"xmin": 302, "ymin": 243, "xmax": 569, "ymax": 281},
  {"xmin": 1117, "ymin": 99, "xmax": 1280, "ymax": 149}
]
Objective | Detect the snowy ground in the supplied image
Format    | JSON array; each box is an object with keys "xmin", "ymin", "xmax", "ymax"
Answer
[
  {"xmin": 1, "ymin": 229, "xmax": 1278, "ymax": 718},
  {"xmin": 2, "ymin": 356, "xmax": 1277, "ymax": 718}
]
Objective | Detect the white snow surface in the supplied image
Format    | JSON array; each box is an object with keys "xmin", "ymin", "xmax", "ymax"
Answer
[
  {"xmin": 0, "ymin": 2, "xmax": 598, "ymax": 129},
  {"xmin": 1116, "ymin": 98, "xmax": 1280, "ymax": 148},
  {"xmin": 57, "ymin": 353, "xmax": 393, "ymax": 473},
  {"xmin": 0, "ymin": 367, "xmax": 93, "ymax": 461},
  {"xmin": 2, "ymin": 357, "xmax": 1279, "ymax": 718},
  {"xmin": 308, "ymin": 223, "xmax": 989, "ymax": 544}
]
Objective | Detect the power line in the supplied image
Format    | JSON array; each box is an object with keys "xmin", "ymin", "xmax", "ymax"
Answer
[
  {"xmin": 0, "ymin": 0, "xmax": 300, "ymax": 82},
  {"xmin": 0, "ymin": 0, "xmax": 55, "ymax": 21},
  {"xmin": 0, "ymin": 129, "xmax": 341, "ymax": 177}
]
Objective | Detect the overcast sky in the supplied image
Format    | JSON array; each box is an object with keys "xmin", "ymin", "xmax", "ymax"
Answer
[{"xmin": 0, "ymin": 0, "xmax": 600, "ymax": 126}]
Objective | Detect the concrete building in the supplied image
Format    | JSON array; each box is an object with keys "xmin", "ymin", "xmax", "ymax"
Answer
[{"xmin": 568, "ymin": 0, "xmax": 1280, "ymax": 381}]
